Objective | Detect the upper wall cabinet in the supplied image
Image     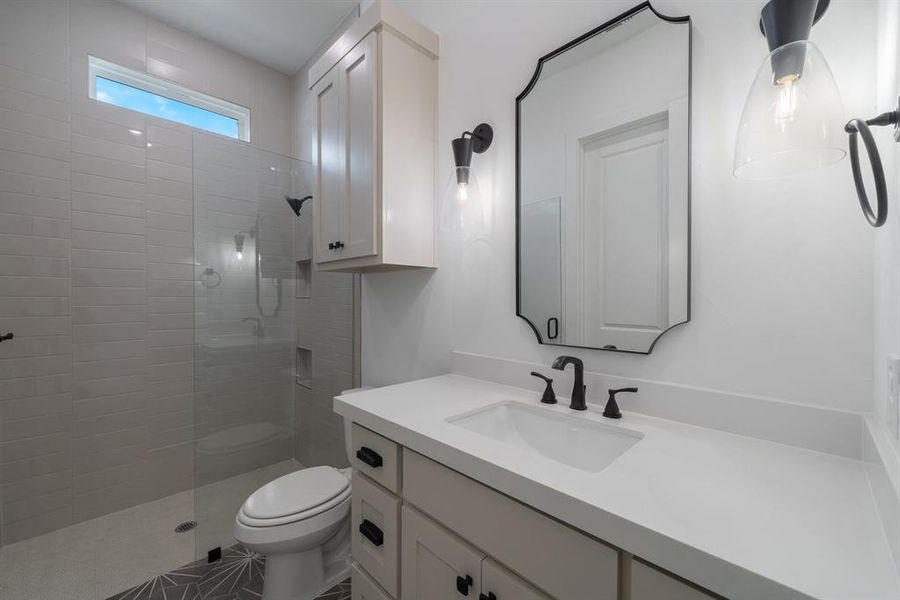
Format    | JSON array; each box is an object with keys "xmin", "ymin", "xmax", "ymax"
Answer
[
  {"xmin": 309, "ymin": 1, "xmax": 439, "ymax": 272},
  {"xmin": 516, "ymin": 2, "xmax": 691, "ymax": 353}
]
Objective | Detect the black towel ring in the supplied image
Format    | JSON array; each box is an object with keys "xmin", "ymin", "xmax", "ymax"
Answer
[
  {"xmin": 844, "ymin": 108, "xmax": 899, "ymax": 228},
  {"xmin": 201, "ymin": 267, "xmax": 222, "ymax": 289}
]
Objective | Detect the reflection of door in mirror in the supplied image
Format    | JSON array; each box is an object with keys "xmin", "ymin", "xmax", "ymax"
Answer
[
  {"xmin": 521, "ymin": 197, "xmax": 562, "ymax": 342},
  {"xmin": 581, "ymin": 113, "xmax": 670, "ymax": 350}
]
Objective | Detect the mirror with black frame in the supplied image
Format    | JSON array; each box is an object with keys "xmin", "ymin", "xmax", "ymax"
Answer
[{"xmin": 516, "ymin": 2, "xmax": 691, "ymax": 354}]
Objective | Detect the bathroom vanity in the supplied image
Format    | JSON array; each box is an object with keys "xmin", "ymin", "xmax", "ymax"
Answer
[{"xmin": 335, "ymin": 375, "xmax": 900, "ymax": 600}]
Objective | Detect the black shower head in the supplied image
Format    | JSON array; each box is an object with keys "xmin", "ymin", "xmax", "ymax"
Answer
[{"xmin": 285, "ymin": 195, "xmax": 312, "ymax": 217}]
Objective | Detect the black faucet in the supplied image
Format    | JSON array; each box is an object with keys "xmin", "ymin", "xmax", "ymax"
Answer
[
  {"xmin": 551, "ymin": 356, "xmax": 586, "ymax": 410},
  {"xmin": 603, "ymin": 387, "xmax": 638, "ymax": 419}
]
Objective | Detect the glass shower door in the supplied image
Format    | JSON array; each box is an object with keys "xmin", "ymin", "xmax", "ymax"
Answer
[{"xmin": 192, "ymin": 134, "xmax": 310, "ymax": 561}]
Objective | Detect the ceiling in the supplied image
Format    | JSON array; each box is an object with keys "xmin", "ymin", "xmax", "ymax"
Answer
[{"xmin": 118, "ymin": 0, "xmax": 359, "ymax": 75}]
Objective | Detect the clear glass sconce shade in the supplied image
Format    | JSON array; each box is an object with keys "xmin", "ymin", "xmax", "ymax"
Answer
[
  {"xmin": 734, "ymin": 41, "xmax": 846, "ymax": 180},
  {"xmin": 441, "ymin": 166, "xmax": 485, "ymax": 232}
]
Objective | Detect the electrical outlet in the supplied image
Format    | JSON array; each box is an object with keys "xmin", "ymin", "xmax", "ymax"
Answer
[{"xmin": 887, "ymin": 354, "xmax": 900, "ymax": 440}]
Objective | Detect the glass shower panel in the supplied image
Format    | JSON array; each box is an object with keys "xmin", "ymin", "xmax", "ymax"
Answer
[{"xmin": 192, "ymin": 134, "xmax": 310, "ymax": 559}]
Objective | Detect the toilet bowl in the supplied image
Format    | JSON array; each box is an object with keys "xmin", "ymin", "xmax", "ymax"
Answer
[
  {"xmin": 234, "ymin": 400, "xmax": 368, "ymax": 600},
  {"xmin": 234, "ymin": 465, "xmax": 351, "ymax": 599}
]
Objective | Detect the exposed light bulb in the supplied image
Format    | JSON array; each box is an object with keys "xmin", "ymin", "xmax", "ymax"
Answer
[
  {"xmin": 456, "ymin": 182, "xmax": 468, "ymax": 203},
  {"xmin": 235, "ymin": 250, "xmax": 243, "ymax": 261},
  {"xmin": 774, "ymin": 74, "xmax": 799, "ymax": 129}
]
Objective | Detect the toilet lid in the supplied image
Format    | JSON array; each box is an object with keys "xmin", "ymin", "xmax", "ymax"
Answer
[{"xmin": 241, "ymin": 466, "xmax": 350, "ymax": 522}]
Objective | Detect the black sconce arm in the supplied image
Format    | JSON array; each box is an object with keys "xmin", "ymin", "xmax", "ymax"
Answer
[{"xmin": 844, "ymin": 102, "xmax": 900, "ymax": 228}]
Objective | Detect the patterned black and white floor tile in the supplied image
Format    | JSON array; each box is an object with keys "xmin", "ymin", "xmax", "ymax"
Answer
[{"xmin": 107, "ymin": 545, "xmax": 350, "ymax": 600}]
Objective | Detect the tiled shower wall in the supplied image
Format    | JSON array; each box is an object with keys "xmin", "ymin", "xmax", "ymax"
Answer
[
  {"xmin": 0, "ymin": 0, "xmax": 292, "ymax": 545},
  {"xmin": 290, "ymin": 11, "xmax": 360, "ymax": 470}
]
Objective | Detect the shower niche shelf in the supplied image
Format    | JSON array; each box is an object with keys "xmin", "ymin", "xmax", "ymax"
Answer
[
  {"xmin": 295, "ymin": 347, "xmax": 312, "ymax": 389},
  {"xmin": 296, "ymin": 260, "xmax": 311, "ymax": 298}
]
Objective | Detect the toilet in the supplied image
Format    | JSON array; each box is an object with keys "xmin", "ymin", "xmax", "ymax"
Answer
[{"xmin": 234, "ymin": 417, "xmax": 355, "ymax": 600}]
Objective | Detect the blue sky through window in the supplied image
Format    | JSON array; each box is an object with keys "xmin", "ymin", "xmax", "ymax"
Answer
[{"xmin": 95, "ymin": 76, "xmax": 240, "ymax": 139}]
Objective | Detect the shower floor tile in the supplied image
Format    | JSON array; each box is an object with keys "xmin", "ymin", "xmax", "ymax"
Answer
[
  {"xmin": 107, "ymin": 545, "xmax": 351, "ymax": 600},
  {"xmin": 0, "ymin": 460, "xmax": 302, "ymax": 600}
]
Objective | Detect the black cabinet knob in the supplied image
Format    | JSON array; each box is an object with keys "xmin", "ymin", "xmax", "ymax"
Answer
[
  {"xmin": 0, "ymin": 332, "xmax": 13, "ymax": 343},
  {"xmin": 358, "ymin": 519, "xmax": 384, "ymax": 546},
  {"xmin": 334, "ymin": 241, "xmax": 344, "ymax": 249},
  {"xmin": 328, "ymin": 242, "xmax": 335, "ymax": 250},
  {"xmin": 356, "ymin": 447, "xmax": 383, "ymax": 468},
  {"xmin": 456, "ymin": 574, "xmax": 473, "ymax": 596},
  {"xmin": 479, "ymin": 594, "xmax": 497, "ymax": 600}
]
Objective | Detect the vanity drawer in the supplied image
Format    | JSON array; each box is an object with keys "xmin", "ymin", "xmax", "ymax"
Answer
[
  {"xmin": 352, "ymin": 563, "xmax": 393, "ymax": 600},
  {"xmin": 351, "ymin": 423, "xmax": 401, "ymax": 493},
  {"xmin": 402, "ymin": 449, "xmax": 618, "ymax": 600},
  {"xmin": 352, "ymin": 471, "xmax": 400, "ymax": 598}
]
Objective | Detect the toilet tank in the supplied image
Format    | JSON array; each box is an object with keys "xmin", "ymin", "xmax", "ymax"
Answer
[{"xmin": 340, "ymin": 387, "xmax": 374, "ymax": 463}]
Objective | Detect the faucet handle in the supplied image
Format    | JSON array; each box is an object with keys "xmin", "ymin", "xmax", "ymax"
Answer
[
  {"xmin": 609, "ymin": 387, "xmax": 638, "ymax": 394},
  {"xmin": 530, "ymin": 371, "xmax": 557, "ymax": 404},
  {"xmin": 603, "ymin": 387, "xmax": 638, "ymax": 419}
]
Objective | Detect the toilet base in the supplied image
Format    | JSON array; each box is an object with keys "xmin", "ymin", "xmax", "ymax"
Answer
[{"xmin": 262, "ymin": 547, "xmax": 324, "ymax": 600}]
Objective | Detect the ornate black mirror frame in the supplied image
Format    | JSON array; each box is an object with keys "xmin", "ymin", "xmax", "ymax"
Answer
[{"xmin": 514, "ymin": 1, "xmax": 692, "ymax": 355}]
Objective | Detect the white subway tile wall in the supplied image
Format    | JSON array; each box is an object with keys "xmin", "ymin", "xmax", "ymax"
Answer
[
  {"xmin": 192, "ymin": 135, "xmax": 297, "ymax": 490},
  {"xmin": 0, "ymin": 0, "xmax": 293, "ymax": 545},
  {"xmin": 292, "ymin": 216, "xmax": 355, "ymax": 468}
]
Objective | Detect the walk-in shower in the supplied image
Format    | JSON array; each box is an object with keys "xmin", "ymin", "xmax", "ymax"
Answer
[{"xmin": 0, "ymin": 131, "xmax": 358, "ymax": 599}]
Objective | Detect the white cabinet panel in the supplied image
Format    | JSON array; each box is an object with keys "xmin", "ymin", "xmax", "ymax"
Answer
[
  {"xmin": 401, "ymin": 505, "xmax": 484, "ymax": 600},
  {"xmin": 352, "ymin": 472, "xmax": 400, "ymax": 597},
  {"xmin": 351, "ymin": 423, "xmax": 401, "ymax": 494},
  {"xmin": 309, "ymin": 2, "xmax": 437, "ymax": 273},
  {"xmin": 631, "ymin": 559, "xmax": 719, "ymax": 600},
  {"xmin": 352, "ymin": 564, "xmax": 392, "ymax": 600},
  {"xmin": 312, "ymin": 67, "xmax": 343, "ymax": 262},
  {"xmin": 402, "ymin": 450, "xmax": 618, "ymax": 600},
  {"xmin": 341, "ymin": 31, "xmax": 378, "ymax": 261},
  {"xmin": 480, "ymin": 558, "xmax": 551, "ymax": 600}
]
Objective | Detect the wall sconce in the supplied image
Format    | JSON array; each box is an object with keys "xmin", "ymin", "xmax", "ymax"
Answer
[
  {"xmin": 734, "ymin": 0, "xmax": 844, "ymax": 180},
  {"xmin": 441, "ymin": 123, "xmax": 493, "ymax": 232},
  {"xmin": 234, "ymin": 233, "xmax": 245, "ymax": 261},
  {"xmin": 735, "ymin": 0, "xmax": 900, "ymax": 228}
]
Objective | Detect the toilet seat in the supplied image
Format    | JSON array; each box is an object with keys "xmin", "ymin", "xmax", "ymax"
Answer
[{"xmin": 238, "ymin": 466, "xmax": 351, "ymax": 528}]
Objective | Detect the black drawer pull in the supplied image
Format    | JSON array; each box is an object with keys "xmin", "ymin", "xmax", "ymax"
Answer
[
  {"xmin": 456, "ymin": 575, "xmax": 473, "ymax": 596},
  {"xmin": 358, "ymin": 519, "xmax": 383, "ymax": 546},
  {"xmin": 0, "ymin": 332, "xmax": 13, "ymax": 343},
  {"xmin": 356, "ymin": 446, "xmax": 383, "ymax": 468},
  {"xmin": 479, "ymin": 594, "xmax": 497, "ymax": 600}
]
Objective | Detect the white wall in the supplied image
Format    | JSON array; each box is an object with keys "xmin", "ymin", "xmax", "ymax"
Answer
[
  {"xmin": 359, "ymin": 0, "xmax": 879, "ymax": 414},
  {"xmin": 874, "ymin": 0, "xmax": 900, "ymax": 444}
]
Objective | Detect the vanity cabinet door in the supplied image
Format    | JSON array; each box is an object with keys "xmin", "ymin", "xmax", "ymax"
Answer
[
  {"xmin": 352, "ymin": 564, "xmax": 392, "ymax": 600},
  {"xmin": 630, "ymin": 559, "xmax": 719, "ymax": 600},
  {"xmin": 480, "ymin": 558, "xmax": 551, "ymax": 600},
  {"xmin": 401, "ymin": 505, "xmax": 484, "ymax": 599},
  {"xmin": 312, "ymin": 64, "xmax": 344, "ymax": 262},
  {"xmin": 340, "ymin": 31, "xmax": 378, "ymax": 261}
]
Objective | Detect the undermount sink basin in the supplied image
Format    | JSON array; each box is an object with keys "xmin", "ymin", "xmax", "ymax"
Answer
[{"xmin": 448, "ymin": 401, "xmax": 643, "ymax": 472}]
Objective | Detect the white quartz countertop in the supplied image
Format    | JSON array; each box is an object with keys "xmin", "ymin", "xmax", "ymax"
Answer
[{"xmin": 334, "ymin": 374, "xmax": 900, "ymax": 600}]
